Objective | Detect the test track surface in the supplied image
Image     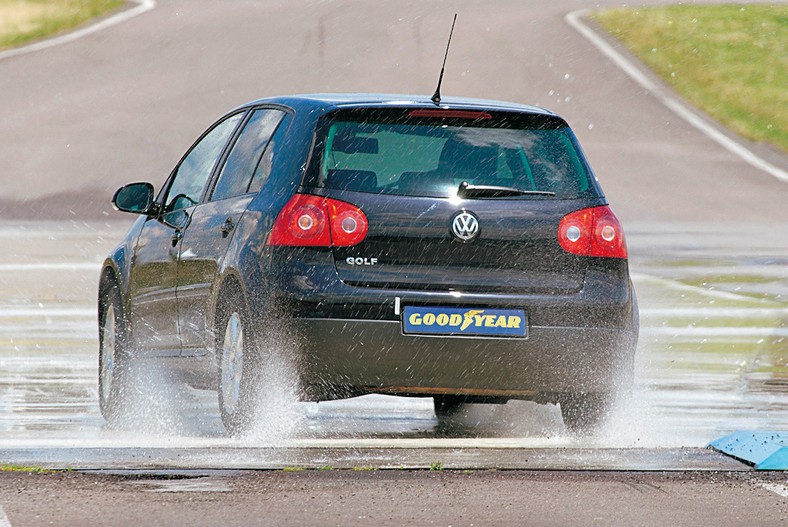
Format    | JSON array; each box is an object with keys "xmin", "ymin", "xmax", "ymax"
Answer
[{"xmin": 0, "ymin": 0, "xmax": 785, "ymax": 222}]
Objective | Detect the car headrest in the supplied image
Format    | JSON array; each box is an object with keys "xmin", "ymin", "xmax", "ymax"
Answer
[{"xmin": 325, "ymin": 169, "xmax": 378, "ymax": 192}]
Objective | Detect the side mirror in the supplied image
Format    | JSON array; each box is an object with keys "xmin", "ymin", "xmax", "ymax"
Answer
[{"xmin": 112, "ymin": 182, "xmax": 156, "ymax": 214}]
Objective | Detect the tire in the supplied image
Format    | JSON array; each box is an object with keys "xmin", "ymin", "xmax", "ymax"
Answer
[
  {"xmin": 433, "ymin": 395, "xmax": 468, "ymax": 419},
  {"xmin": 559, "ymin": 392, "xmax": 612, "ymax": 434},
  {"xmin": 216, "ymin": 291, "xmax": 257, "ymax": 435},
  {"xmin": 98, "ymin": 281, "xmax": 128, "ymax": 421}
]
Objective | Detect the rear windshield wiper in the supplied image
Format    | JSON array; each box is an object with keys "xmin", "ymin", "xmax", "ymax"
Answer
[{"xmin": 457, "ymin": 181, "xmax": 556, "ymax": 199}]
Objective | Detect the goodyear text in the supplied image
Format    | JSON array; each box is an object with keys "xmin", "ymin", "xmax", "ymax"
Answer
[{"xmin": 402, "ymin": 306, "xmax": 527, "ymax": 337}]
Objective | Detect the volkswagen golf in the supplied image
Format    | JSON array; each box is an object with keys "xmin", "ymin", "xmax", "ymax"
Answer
[{"xmin": 99, "ymin": 94, "xmax": 638, "ymax": 434}]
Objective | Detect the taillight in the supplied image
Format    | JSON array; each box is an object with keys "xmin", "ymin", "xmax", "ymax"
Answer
[
  {"xmin": 268, "ymin": 194, "xmax": 368, "ymax": 247},
  {"xmin": 558, "ymin": 206, "xmax": 627, "ymax": 259},
  {"xmin": 326, "ymin": 198, "xmax": 368, "ymax": 246}
]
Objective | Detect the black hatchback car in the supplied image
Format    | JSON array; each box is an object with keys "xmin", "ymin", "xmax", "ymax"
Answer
[{"xmin": 99, "ymin": 94, "xmax": 638, "ymax": 434}]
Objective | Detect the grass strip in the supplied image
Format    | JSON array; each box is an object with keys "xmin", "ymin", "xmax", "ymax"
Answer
[
  {"xmin": 0, "ymin": 0, "xmax": 124, "ymax": 50},
  {"xmin": 594, "ymin": 4, "xmax": 787, "ymax": 152}
]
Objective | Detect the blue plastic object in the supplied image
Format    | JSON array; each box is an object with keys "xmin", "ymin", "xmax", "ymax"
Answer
[{"xmin": 709, "ymin": 431, "xmax": 788, "ymax": 470}]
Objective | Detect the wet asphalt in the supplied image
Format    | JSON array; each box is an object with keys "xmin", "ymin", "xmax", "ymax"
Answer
[{"xmin": 0, "ymin": 221, "xmax": 785, "ymax": 472}]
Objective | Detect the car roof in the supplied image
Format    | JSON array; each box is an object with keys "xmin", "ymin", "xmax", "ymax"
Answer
[{"xmin": 237, "ymin": 93, "xmax": 558, "ymax": 117}]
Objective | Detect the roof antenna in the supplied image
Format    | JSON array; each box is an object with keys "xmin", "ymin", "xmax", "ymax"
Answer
[{"xmin": 431, "ymin": 13, "xmax": 457, "ymax": 106}]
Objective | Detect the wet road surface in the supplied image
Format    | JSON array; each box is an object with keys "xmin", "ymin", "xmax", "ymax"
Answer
[{"xmin": 0, "ymin": 221, "xmax": 785, "ymax": 469}]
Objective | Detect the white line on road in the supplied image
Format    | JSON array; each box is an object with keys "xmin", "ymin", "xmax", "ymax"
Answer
[
  {"xmin": 641, "ymin": 308, "xmax": 788, "ymax": 318},
  {"xmin": 565, "ymin": 9, "xmax": 788, "ymax": 184},
  {"xmin": 0, "ymin": 308, "xmax": 95, "ymax": 317},
  {"xmin": 642, "ymin": 326, "xmax": 788, "ymax": 338},
  {"xmin": 0, "ymin": 0, "xmax": 156, "ymax": 62},
  {"xmin": 631, "ymin": 272, "xmax": 765, "ymax": 303},
  {"xmin": 0, "ymin": 505, "xmax": 13, "ymax": 527},
  {"xmin": 760, "ymin": 483, "xmax": 788, "ymax": 499},
  {"xmin": 0, "ymin": 263, "xmax": 100, "ymax": 271}
]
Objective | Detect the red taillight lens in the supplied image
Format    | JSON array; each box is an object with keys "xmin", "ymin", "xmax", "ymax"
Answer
[
  {"xmin": 326, "ymin": 199, "xmax": 368, "ymax": 246},
  {"xmin": 268, "ymin": 194, "xmax": 368, "ymax": 247},
  {"xmin": 558, "ymin": 206, "xmax": 627, "ymax": 259}
]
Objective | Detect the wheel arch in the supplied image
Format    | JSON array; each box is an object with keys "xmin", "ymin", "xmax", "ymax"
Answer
[{"xmin": 98, "ymin": 263, "xmax": 121, "ymax": 323}]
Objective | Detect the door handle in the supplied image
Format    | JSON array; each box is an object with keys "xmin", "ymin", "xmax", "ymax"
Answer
[
  {"xmin": 171, "ymin": 230, "xmax": 183, "ymax": 247},
  {"xmin": 221, "ymin": 217, "xmax": 235, "ymax": 238}
]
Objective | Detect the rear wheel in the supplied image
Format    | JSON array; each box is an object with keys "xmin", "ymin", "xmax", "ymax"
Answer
[
  {"xmin": 98, "ymin": 281, "xmax": 128, "ymax": 420},
  {"xmin": 559, "ymin": 393, "xmax": 612, "ymax": 434},
  {"xmin": 217, "ymin": 293, "xmax": 256, "ymax": 435}
]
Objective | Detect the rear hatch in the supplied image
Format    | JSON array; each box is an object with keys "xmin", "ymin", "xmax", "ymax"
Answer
[{"xmin": 304, "ymin": 107, "xmax": 604, "ymax": 294}]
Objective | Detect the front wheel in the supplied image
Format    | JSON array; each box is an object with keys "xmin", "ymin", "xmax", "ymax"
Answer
[
  {"xmin": 217, "ymin": 297, "xmax": 257, "ymax": 435},
  {"xmin": 98, "ymin": 282, "xmax": 128, "ymax": 420}
]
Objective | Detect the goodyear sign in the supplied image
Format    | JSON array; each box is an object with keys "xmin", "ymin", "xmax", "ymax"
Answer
[{"xmin": 402, "ymin": 306, "xmax": 527, "ymax": 338}]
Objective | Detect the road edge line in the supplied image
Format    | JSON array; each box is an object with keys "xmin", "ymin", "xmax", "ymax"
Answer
[
  {"xmin": 565, "ymin": 9, "xmax": 788, "ymax": 184},
  {"xmin": 0, "ymin": 0, "xmax": 156, "ymax": 62},
  {"xmin": 0, "ymin": 505, "xmax": 12, "ymax": 527},
  {"xmin": 760, "ymin": 483, "xmax": 788, "ymax": 499}
]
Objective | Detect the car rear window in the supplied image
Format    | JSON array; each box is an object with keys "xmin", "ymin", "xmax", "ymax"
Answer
[{"xmin": 307, "ymin": 108, "xmax": 596, "ymax": 198}]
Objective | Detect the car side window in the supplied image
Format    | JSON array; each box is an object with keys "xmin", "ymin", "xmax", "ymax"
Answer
[
  {"xmin": 248, "ymin": 113, "xmax": 291, "ymax": 195},
  {"xmin": 163, "ymin": 112, "xmax": 244, "ymax": 214},
  {"xmin": 211, "ymin": 109, "xmax": 286, "ymax": 201}
]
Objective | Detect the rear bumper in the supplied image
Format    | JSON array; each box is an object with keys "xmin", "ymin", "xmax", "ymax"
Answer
[
  {"xmin": 256, "ymin": 249, "xmax": 637, "ymax": 402},
  {"xmin": 288, "ymin": 317, "xmax": 637, "ymax": 403}
]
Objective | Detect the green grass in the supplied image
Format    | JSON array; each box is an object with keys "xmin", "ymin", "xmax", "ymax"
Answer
[
  {"xmin": 0, "ymin": 464, "xmax": 50, "ymax": 473},
  {"xmin": 594, "ymin": 4, "xmax": 787, "ymax": 152},
  {"xmin": 0, "ymin": 0, "xmax": 124, "ymax": 50}
]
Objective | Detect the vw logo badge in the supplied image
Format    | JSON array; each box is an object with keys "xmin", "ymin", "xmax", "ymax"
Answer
[{"xmin": 450, "ymin": 211, "xmax": 480, "ymax": 242}]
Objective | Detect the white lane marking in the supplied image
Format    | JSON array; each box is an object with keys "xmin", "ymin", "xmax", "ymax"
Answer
[
  {"xmin": 127, "ymin": 479, "xmax": 232, "ymax": 493},
  {"xmin": 632, "ymin": 272, "xmax": 765, "ymax": 303},
  {"xmin": 0, "ymin": 0, "xmax": 156, "ymax": 62},
  {"xmin": 642, "ymin": 326, "xmax": 788, "ymax": 337},
  {"xmin": 0, "ymin": 308, "xmax": 95, "ymax": 317},
  {"xmin": 760, "ymin": 483, "xmax": 788, "ymax": 499},
  {"xmin": 565, "ymin": 9, "xmax": 788, "ymax": 184},
  {"xmin": 0, "ymin": 436, "xmax": 573, "ymax": 449},
  {"xmin": 0, "ymin": 263, "xmax": 101, "ymax": 271},
  {"xmin": 641, "ymin": 308, "xmax": 788, "ymax": 318},
  {"xmin": 0, "ymin": 505, "xmax": 12, "ymax": 527}
]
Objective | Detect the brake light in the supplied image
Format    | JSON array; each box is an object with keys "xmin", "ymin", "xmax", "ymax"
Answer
[
  {"xmin": 408, "ymin": 109, "xmax": 493, "ymax": 120},
  {"xmin": 325, "ymin": 198, "xmax": 369, "ymax": 246},
  {"xmin": 268, "ymin": 194, "xmax": 368, "ymax": 247},
  {"xmin": 558, "ymin": 206, "xmax": 627, "ymax": 259}
]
